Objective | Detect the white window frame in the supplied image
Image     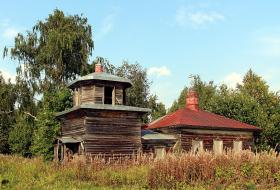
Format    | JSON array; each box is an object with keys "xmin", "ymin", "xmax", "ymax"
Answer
[
  {"xmin": 192, "ymin": 140, "xmax": 203, "ymax": 154},
  {"xmin": 154, "ymin": 146, "xmax": 166, "ymax": 159},
  {"xmin": 233, "ymin": 140, "xmax": 243, "ymax": 152},
  {"xmin": 213, "ymin": 140, "xmax": 223, "ymax": 155}
]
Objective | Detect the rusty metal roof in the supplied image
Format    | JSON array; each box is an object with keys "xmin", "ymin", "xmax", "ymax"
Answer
[
  {"xmin": 68, "ymin": 72, "xmax": 132, "ymax": 89},
  {"xmin": 147, "ymin": 108, "xmax": 261, "ymax": 131}
]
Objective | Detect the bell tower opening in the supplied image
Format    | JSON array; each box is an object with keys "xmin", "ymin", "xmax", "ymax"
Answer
[{"xmin": 104, "ymin": 86, "xmax": 113, "ymax": 104}]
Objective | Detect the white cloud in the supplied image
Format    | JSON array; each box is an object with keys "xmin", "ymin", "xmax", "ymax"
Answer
[
  {"xmin": 101, "ymin": 14, "xmax": 114, "ymax": 35},
  {"xmin": 3, "ymin": 27, "xmax": 18, "ymax": 39},
  {"xmin": 0, "ymin": 19, "xmax": 9, "ymax": 28},
  {"xmin": 257, "ymin": 36, "xmax": 280, "ymax": 57},
  {"xmin": 222, "ymin": 72, "xmax": 243, "ymax": 88},
  {"xmin": 96, "ymin": 10, "xmax": 117, "ymax": 40},
  {"xmin": 175, "ymin": 7, "xmax": 224, "ymax": 27},
  {"xmin": 0, "ymin": 69, "xmax": 16, "ymax": 83},
  {"xmin": 148, "ymin": 66, "xmax": 171, "ymax": 77}
]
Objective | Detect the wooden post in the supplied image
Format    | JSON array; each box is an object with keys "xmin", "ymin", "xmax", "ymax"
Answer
[
  {"xmin": 56, "ymin": 140, "xmax": 59, "ymax": 161},
  {"xmin": 112, "ymin": 86, "xmax": 116, "ymax": 105}
]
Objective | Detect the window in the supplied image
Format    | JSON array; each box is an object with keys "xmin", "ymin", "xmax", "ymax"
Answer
[
  {"xmin": 192, "ymin": 140, "xmax": 203, "ymax": 154},
  {"xmin": 233, "ymin": 141, "xmax": 243, "ymax": 152},
  {"xmin": 104, "ymin": 86, "xmax": 113, "ymax": 104},
  {"xmin": 213, "ymin": 140, "xmax": 223, "ymax": 155}
]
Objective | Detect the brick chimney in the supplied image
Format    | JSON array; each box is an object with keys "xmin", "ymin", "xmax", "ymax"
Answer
[
  {"xmin": 95, "ymin": 63, "xmax": 103, "ymax": 73},
  {"xmin": 186, "ymin": 90, "xmax": 199, "ymax": 111}
]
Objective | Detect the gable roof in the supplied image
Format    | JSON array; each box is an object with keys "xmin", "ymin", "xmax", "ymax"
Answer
[
  {"xmin": 147, "ymin": 108, "xmax": 261, "ymax": 131},
  {"xmin": 68, "ymin": 72, "xmax": 132, "ymax": 89}
]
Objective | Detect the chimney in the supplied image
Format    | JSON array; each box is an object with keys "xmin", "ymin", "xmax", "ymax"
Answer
[
  {"xmin": 186, "ymin": 90, "xmax": 199, "ymax": 111},
  {"xmin": 95, "ymin": 63, "xmax": 103, "ymax": 73}
]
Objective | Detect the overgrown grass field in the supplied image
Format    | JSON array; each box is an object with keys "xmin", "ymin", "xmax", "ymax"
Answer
[{"xmin": 1, "ymin": 151, "xmax": 280, "ymax": 189}]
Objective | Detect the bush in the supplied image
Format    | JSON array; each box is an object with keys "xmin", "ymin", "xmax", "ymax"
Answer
[{"xmin": 1, "ymin": 151, "xmax": 280, "ymax": 189}]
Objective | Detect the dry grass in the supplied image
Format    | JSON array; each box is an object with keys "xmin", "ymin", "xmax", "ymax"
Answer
[{"xmin": 1, "ymin": 151, "xmax": 280, "ymax": 189}]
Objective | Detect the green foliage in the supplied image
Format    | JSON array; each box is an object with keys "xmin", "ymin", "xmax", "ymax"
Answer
[
  {"xmin": 148, "ymin": 94, "xmax": 166, "ymax": 121},
  {"xmin": 5, "ymin": 9, "xmax": 93, "ymax": 93},
  {"xmin": 170, "ymin": 70, "xmax": 280, "ymax": 151},
  {"xmin": 8, "ymin": 114, "xmax": 33, "ymax": 157},
  {"xmin": 31, "ymin": 108, "xmax": 60, "ymax": 161},
  {"xmin": 31, "ymin": 87, "xmax": 72, "ymax": 160},
  {"xmin": 116, "ymin": 61, "xmax": 150, "ymax": 108},
  {"xmin": 0, "ymin": 74, "xmax": 16, "ymax": 154},
  {"xmin": 1, "ymin": 150, "xmax": 280, "ymax": 189}
]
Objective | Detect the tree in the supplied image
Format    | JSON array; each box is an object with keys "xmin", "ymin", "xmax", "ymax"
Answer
[
  {"xmin": 0, "ymin": 73, "xmax": 16, "ymax": 153},
  {"xmin": 5, "ymin": 9, "xmax": 94, "ymax": 93},
  {"xmin": 116, "ymin": 61, "xmax": 150, "ymax": 108},
  {"xmin": 3, "ymin": 9, "xmax": 93, "ymax": 159},
  {"xmin": 148, "ymin": 95, "xmax": 166, "ymax": 121},
  {"xmin": 168, "ymin": 75, "xmax": 216, "ymax": 113},
  {"xmin": 31, "ymin": 87, "xmax": 71, "ymax": 160},
  {"xmin": 168, "ymin": 87, "xmax": 188, "ymax": 113},
  {"xmin": 169, "ymin": 70, "xmax": 280, "ymax": 151},
  {"xmin": 31, "ymin": 107, "xmax": 60, "ymax": 161},
  {"xmin": 8, "ymin": 113, "xmax": 33, "ymax": 157}
]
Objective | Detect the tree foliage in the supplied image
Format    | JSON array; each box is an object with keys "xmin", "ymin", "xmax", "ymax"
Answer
[
  {"xmin": 116, "ymin": 61, "xmax": 150, "ymax": 108},
  {"xmin": 148, "ymin": 95, "xmax": 167, "ymax": 121},
  {"xmin": 0, "ymin": 74, "xmax": 16, "ymax": 153},
  {"xmin": 5, "ymin": 9, "xmax": 93, "ymax": 93},
  {"xmin": 31, "ymin": 88, "xmax": 71, "ymax": 160},
  {"xmin": 169, "ymin": 69, "xmax": 280, "ymax": 151},
  {"xmin": 8, "ymin": 113, "xmax": 33, "ymax": 157}
]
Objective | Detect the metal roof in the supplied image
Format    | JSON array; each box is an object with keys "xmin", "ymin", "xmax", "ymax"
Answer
[
  {"xmin": 147, "ymin": 108, "xmax": 261, "ymax": 131},
  {"xmin": 68, "ymin": 72, "xmax": 132, "ymax": 88},
  {"xmin": 141, "ymin": 130, "xmax": 177, "ymax": 140},
  {"xmin": 56, "ymin": 103, "xmax": 151, "ymax": 118},
  {"xmin": 56, "ymin": 136, "xmax": 82, "ymax": 143}
]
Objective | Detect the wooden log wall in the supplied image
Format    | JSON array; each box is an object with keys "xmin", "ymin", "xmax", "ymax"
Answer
[
  {"xmin": 180, "ymin": 130, "xmax": 253, "ymax": 152},
  {"xmin": 71, "ymin": 81, "xmax": 126, "ymax": 106},
  {"xmin": 94, "ymin": 85, "xmax": 104, "ymax": 104},
  {"xmin": 81, "ymin": 85, "xmax": 94, "ymax": 104},
  {"xmin": 61, "ymin": 117, "xmax": 86, "ymax": 137},
  {"xmin": 83, "ymin": 110, "xmax": 142, "ymax": 156}
]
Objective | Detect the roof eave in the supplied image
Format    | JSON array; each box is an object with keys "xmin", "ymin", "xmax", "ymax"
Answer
[
  {"xmin": 148, "ymin": 124, "xmax": 262, "ymax": 132},
  {"xmin": 56, "ymin": 104, "xmax": 151, "ymax": 119}
]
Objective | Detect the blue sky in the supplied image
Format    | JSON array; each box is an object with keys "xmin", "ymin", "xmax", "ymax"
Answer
[{"xmin": 1, "ymin": 1, "xmax": 280, "ymax": 108}]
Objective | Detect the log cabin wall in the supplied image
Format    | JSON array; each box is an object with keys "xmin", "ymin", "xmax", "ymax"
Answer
[
  {"xmin": 158, "ymin": 128, "xmax": 253, "ymax": 152},
  {"xmin": 61, "ymin": 117, "xmax": 86, "ymax": 137},
  {"xmin": 180, "ymin": 129, "xmax": 253, "ymax": 152},
  {"xmin": 81, "ymin": 85, "xmax": 95, "ymax": 104},
  {"xmin": 72, "ymin": 82, "xmax": 126, "ymax": 106},
  {"xmin": 83, "ymin": 110, "xmax": 142, "ymax": 156},
  {"xmin": 93, "ymin": 85, "xmax": 104, "ymax": 104}
]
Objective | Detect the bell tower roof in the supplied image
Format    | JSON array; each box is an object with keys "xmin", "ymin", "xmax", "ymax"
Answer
[{"xmin": 68, "ymin": 72, "xmax": 132, "ymax": 89}]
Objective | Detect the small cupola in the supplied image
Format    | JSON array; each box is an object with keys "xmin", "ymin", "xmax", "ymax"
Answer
[{"xmin": 186, "ymin": 89, "xmax": 199, "ymax": 111}]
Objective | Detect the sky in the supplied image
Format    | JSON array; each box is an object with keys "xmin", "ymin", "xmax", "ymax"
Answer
[{"xmin": 1, "ymin": 0, "xmax": 280, "ymax": 108}]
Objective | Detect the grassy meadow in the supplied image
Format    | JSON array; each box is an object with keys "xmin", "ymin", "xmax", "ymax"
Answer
[{"xmin": 1, "ymin": 151, "xmax": 280, "ymax": 189}]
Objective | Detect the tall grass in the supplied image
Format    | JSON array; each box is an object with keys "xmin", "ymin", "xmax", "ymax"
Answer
[{"xmin": 0, "ymin": 151, "xmax": 280, "ymax": 189}]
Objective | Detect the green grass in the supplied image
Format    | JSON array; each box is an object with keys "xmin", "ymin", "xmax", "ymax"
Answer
[{"xmin": 1, "ymin": 151, "xmax": 280, "ymax": 189}]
